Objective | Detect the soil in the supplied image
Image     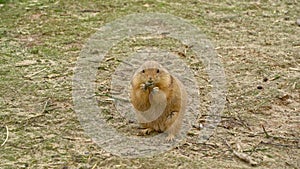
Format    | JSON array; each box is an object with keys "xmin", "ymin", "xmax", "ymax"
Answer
[{"xmin": 0, "ymin": 1, "xmax": 299, "ymax": 168}]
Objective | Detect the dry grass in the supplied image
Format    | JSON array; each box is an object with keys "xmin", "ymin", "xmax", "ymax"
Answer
[{"xmin": 0, "ymin": 0, "xmax": 299, "ymax": 168}]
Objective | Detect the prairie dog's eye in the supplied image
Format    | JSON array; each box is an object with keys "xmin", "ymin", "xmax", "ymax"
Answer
[
  {"xmin": 141, "ymin": 69, "xmax": 145, "ymax": 73},
  {"xmin": 156, "ymin": 69, "xmax": 160, "ymax": 73}
]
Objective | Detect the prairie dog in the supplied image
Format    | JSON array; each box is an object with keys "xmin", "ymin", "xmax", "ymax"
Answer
[{"xmin": 130, "ymin": 61, "xmax": 187, "ymax": 141}]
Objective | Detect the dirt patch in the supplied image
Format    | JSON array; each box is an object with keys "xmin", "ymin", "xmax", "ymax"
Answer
[{"xmin": 0, "ymin": 0, "xmax": 299, "ymax": 168}]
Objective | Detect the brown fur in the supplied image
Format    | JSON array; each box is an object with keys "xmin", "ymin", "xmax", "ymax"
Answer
[{"xmin": 130, "ymin": 61, "xmax": 187, "ymax": 141}]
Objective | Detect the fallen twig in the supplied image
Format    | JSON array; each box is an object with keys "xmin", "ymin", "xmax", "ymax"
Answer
[
  {"xmin": 24, "ymin": 68, "xmax": 47, "ymax": 79},
  {"xmin": 223, "ymin": 139, "xmax": 259, "ymax": 166},
  {"xmin": 200, "ymin": 114, "xmax": 238, "ymax": 119},
  {"xmin": 236, "ymin": 116, "xmax": 252, "ymax": 131},
  {"xmin": 92, "ymin": 162, "xmax": 98, "ymax": 169},
  {"xmin": 25, "ymin": 99, "xmax": 51, "ymax": 122},
  {"xmin": 41, "ymin": 98, "xmax": 50, "ymax": 113},
  {"xmin": 116, "ymin": 59, "xmax": 134, "ymax": 66},
  {"xmin": 62, "ymin": 137, "xmax": 82, "ymax": 141},
  {"xmin": 261, "ymin": 124, "xmax": 270, "ymax": 138},
  {"xmin": 1, "ymin": 126, "xmax": 9, "ymax": 147},
  {"xmin": 232, "ymin": 151, "xmax": 258, "ymax": 166},
  {"xmin": 289, "ymin": 67, "xmax": 300, "ymax": 71},
  {"xmin": 261, "ymin": 125, "xmax": 299, "ymax": 141},
  {"xmin": 96, "ymin": 93, "xmax": 130, "ymax": 102},
  {"xmin": 243, "ymin": 147, "xmax": 269, "ymax": 153},
  {"xmin": 79, "ymin": 9, "xmax": 101, "ymax": 13},
  {"xmin": 260, "ymin": 141, "xmax": 300, "ymax": 148}
]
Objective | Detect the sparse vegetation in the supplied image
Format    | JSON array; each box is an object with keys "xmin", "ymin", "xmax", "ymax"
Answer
[{"xmin": 0, "ymin": 0, "xmax": 299, "ymax": 168}]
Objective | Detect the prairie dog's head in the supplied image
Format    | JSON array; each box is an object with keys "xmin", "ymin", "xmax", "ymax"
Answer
[{"xmin": 132, "ymin": 61, "xmax": 171, "ymax": 89}]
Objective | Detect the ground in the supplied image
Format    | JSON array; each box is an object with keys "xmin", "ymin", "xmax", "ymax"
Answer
[{"xmin": 0, "ymin": 0, "xmax": 299, "ymax": 169}]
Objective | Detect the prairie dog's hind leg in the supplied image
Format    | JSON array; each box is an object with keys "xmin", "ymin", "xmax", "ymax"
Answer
[
  {"xmin": 165, "ymin": 111, "xmax": 182, "ymax": 142},
  {"xmin": 166, "ymin": 133, "xmax": 175, "ymax": 142}
]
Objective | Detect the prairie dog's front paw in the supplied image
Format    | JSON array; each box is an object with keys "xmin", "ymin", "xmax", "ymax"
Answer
[
  {"xmin": 140, "ymin": 84, "xmax": 146, "ymax": 91},
  {"xmin": 152, "ymin": 87, "xmax": 159, "ymax": 94}
]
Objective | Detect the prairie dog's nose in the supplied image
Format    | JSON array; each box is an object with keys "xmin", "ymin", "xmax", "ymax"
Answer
[{"xmin": 148, "ymin": 77, "xmax": 153, "ymax": 83}]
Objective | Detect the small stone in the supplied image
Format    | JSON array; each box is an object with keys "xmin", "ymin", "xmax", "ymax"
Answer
[
  {"xmin": 263, "ymin": 77, "xmax": 268, "ymax": 82},
  {"xmin": 297, "ymin": 19, "xmax": 300, "ymax": 26},
  {"xmin": 128, "ymin": 119, "xmax": 135, "ymax": 123},
  {"xmin": 278, "ymin": 94, "xmax": 290, "ymax": 101},
  {"xmin": 187, "ymin": 131, "xmax": 196, "ymax": 136},
  {"xmin": 199, "ymin": 123, "xmax": 204, "ymax": 129}
]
